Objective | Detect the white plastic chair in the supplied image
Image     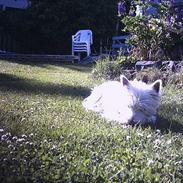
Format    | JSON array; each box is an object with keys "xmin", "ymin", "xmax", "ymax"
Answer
[{"xmin": 72, "ymin": 30, "xmax": 93, "ymax": 57}]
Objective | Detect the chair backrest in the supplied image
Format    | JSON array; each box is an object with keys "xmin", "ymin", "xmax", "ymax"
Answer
[
  {"xmin": 72, "ymin": 30, "xmax": 93, "ymax": 44},
  {"xmin": 112, "ymin": 35, "xmax": 130, "ymax": 44},
  {"xmin": 112, "ymin": 35, "xmax": 131, "ymax": 55}
]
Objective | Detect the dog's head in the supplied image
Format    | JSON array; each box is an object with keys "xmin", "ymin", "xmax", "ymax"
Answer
[{"xmin": 120, "ymin": 75, "xmax": 162, "ymax": 124}]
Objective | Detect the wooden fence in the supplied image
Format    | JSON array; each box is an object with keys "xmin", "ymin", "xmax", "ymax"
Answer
[{"xmin": 0, "ymin": 31, "xmax": 17, "ymax": 52}]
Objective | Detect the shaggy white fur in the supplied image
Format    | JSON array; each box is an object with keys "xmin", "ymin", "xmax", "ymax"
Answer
[{"xmin": 82, "ymin": 75, "xmax": 162, "ymax": 125}]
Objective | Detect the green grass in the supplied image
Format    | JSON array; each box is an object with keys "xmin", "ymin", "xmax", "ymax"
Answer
[{"xmin": 0, "ymin": 60, "xmax": 183, "ymax": 183}]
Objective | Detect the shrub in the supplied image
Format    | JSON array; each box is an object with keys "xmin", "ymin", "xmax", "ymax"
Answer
[
  {"xmin": 92, "ymin": 58, "xmax": 183, "ymax": 87},
  {"xmin": 91, "ymin": 57, "xmax": 122, "ymax": 80},
  {"xmin": 136, "ymin": 67, "xmax": 183, "ymax": 87},
  {"xmin": 122, "ymin": 1, "xmax": 183, "ymax": 61},
  {"xmin": 91, "ymin": 56, "xmax": 138, "ymax": 81}
]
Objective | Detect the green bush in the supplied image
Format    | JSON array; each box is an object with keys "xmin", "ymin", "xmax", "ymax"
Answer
[
  {"xmin": 91, "ymin": 57, "xmax": 122, "ymax": 80},
  {"xmin": 123, "ymin": 1, "xmax": 183, "ymax": 61},
  {"xmin": 91, "ymin": 56, "xmax": 138, "ymax": 81},
  {"xmin": 136, "ymin": 67, "xmax": 183, "ymax": 87},
  {"xmin": 92, "ymin": 55, "xmax": 183, "ymax": 87}
]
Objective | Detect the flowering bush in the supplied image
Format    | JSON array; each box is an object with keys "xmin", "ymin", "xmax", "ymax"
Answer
[{"xmin": 122, "ymin": 0, "xmax": 183, "ymax": 61}]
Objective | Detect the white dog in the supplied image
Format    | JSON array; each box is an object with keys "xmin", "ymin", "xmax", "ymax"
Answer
[{"xmin": 82, "ymin": 75, "xmax": 162, "ymax": 125}]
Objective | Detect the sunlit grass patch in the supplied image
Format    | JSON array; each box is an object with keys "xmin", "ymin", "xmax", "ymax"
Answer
[{"xmin": 0, "ymin": 60, "xmax": 183, "ymax": 182}]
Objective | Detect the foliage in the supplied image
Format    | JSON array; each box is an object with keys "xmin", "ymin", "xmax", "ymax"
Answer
[
  {"xmin": 0, "ymin": 60, "xmax": 183, "ymax": 182},
  {"xmin": 91, "ymin": 57, "xmax": 123, "ymax": 80},
  {"xmin": 135, "ymin": 67, "xmax": 183, "ymax": 87},
  {"xmin": 122, "ymin": 0, "xmax": 183, "ymax": 61},
  {"xmin": 0, "ymin": 0, "xmax": 118, "ymax": 54},
  {"xmin": 93, "ymin": 57, "xmax": 183, "ymax": 87},
  {"xmin": 91, "ymin": 56, "xmax": 137, "ymax": 81}
]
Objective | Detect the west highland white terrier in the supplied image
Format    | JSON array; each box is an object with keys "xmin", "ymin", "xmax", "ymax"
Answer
[{"xmin": 82, "ymin": 75, "xmax": 162, "ymax": 125}]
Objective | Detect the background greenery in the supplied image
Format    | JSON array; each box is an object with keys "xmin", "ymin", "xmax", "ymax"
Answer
[
  {"xmin": 1, "ymin": 0, "xmax": 182, "ymax": 60},
  {"xmin": 0, "ymin": 0, "xmax": 119, "ymax": 54},
  {"xmin": 123, "ymin": 0, "xmax": 183, "ymax": 60}
]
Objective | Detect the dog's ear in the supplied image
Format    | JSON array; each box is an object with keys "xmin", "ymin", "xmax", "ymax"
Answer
[
  {"xmin": 120, "ymin": 75, "xmax": 130, "ymax": 86},
  {"xmin": 152, "ymin": 79, "xmax": 162, "ymax": 93}
]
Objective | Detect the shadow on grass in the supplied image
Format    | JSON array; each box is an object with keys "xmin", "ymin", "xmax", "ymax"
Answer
[
  {"xmin": 1, "ymin": 58, "xmax": 50, "ymax": 68},
  {"xmin": 0, "ymin": 73, "xmax": 90, "ymax": 98},
  {"xmin": 130, "ymin": 103, "xmax": 183, "ymax": 134},
  {"xmin": 155, "ymin": 103, "xmax": 183, "ymax": 134},
  {"xmin": 1, "ymin": 59, "xmax": 92, "ymax": 73}
]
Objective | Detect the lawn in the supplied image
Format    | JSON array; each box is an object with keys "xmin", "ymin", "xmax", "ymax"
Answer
[{"xmin": 0, "ymin": 60, "xmax": 183, "ymax": 183}]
